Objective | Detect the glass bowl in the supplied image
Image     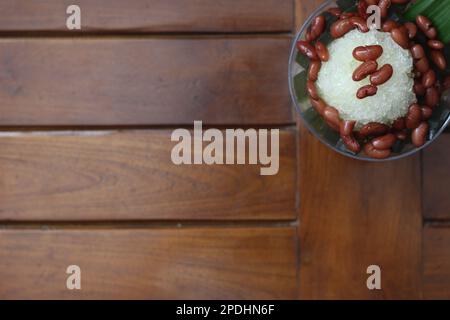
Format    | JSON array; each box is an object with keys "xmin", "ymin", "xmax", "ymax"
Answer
[{"xmin": 288, "ymin": 0, "xmax": 450, "ymax": 161}]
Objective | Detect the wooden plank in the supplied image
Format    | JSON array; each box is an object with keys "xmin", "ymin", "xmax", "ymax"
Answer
[
  {"xmin": 295, "ymin": 0, "xmax": 320, "ymax": 28},
  {"xmin": 0, "ymin": 227, "xmax": 298, "ymax": 299},
  {"xmin": 0, "ymin": 37, "xmax": 292, "ymax": 126},
  {"xmin": 295, "ymin": 0, "xmax": 423, "ymax": 299},
  {"xmin": 0, "ymin": 129, "xmax": 296, "ymax": 221},
  {"xmin": 0, "ymin": 0, "xmax": 294, "ymax": 33},
  {"xmin": 423, "ymin": 226, "xmax": 450, "ymax": 299},
  {"xmin": 297, "ymin": 126, "xmax": 423, "ymax": 299},
  {"xmin": 423, "ymin": 134, "xmax": 450, "ymax": 220}
]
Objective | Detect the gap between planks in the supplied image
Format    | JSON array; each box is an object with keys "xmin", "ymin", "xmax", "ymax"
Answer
[
  {"xmin": 0, "ymin": 220, "xmax": 299, "ymax": 230},
  {"xmin": 0, "ymin": 124, "xmax": 298, "ymax": 135},
  {"xmin": 424, "ymin": 221, "xmax": 450, "ymax": 227},
  {"xmin": 0, "ymin": 32, "xmax": 294, "ymax": 39}
]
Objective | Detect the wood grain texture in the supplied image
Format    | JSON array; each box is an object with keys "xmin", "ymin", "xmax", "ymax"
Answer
[
  {"xmin": 297, "ymin": 126, "xmax": 423, "ymax": 299},
  {"xmin": 0, "ymin": 227, "xmax": 298, "ymax": 299},
  {"xmin": 423, "ymin": 226, "xmax": 450, "ymax": 299},
  {"xmin": 295, "ymin": 0, "xmax": 422, "ymax": 300},
  {"xmin": 300, "ymin": 128, "xmax": 422, "ymax": 299},
  {"xmin": 423, "ymin": 134, "xmax": 450, "ymax": 220},
  {"xmin": 0, "ymin": 129, "xmax": 296, "ymax": 221},
  {"xmin": 0, "ymin": 37, "xmax": 293, "ymax": 126},
  {"xmin": 0, "ymin": 0, "xmax": 294, "ymax": 33},
  {"xmin": 295, "ymin": 0, "xmax": 321, "ymax": 29}
]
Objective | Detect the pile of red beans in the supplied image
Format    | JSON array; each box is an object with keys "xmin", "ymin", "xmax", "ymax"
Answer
[
  {"xmin": 352, "ymin": 45, "xmax": 392, "ymax": 99},
  {"xmin": 296, "ymin": 0, "xmax": 450, "ymax": 159}
]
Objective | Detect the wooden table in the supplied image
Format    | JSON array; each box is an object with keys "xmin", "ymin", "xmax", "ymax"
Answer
[{"xmin": 0, "ymin": 0, "xmax": 448, "ymax": 299}]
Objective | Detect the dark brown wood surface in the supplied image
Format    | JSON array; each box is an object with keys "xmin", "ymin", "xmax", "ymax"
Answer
[
  {"xmin": 0, "ymin": 0, "xmax": 299, "ymax": 300},
  {"xmin": 0, "ymin": 0, "xmax": 449, "ymax": 300},
  {"xmin": 297, "ymin": 126, "xmax": 423, "ymax": 299},
  {"xmin": 423, "ymin": 226, "xmax": 450, "ymax": 299},
  {"xmin": 296, "ymin": 0, "xmax": 423, "ymax": 300},
  {"xmin": 0, "ymin": 37, "xmax": 293, "ymax": 126},
  {"xmin": 423, "ymin": 134, "xmax": 450, "ymax": 221},
  {"xmin": 0, "ymin": 0, "xmax": 293, "ymax": 33},
  {"xmin": 0, "ymin": 129, "xmax": 296, "ymax": 221},
  {"xmin": 0, "ymin": 227, "xmax": 297, "ymax": 299}
]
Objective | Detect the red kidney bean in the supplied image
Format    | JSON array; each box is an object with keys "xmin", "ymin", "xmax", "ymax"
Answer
[
  {"xmin": 353, "ymin": 131, "xmax": 365, "ymax": 141},
  {"xmin": 425, "ymin": 86, "xmax": 440, "ymax": 108},
  {"xmin": 359, "ymin": 122, "xmax": 389, "ymax": 137},
  {"xmin": 310, "ymin": 15, "xmax": 326, "ymax": 41},
  {"xmin": 296, "ymin": 41, "xmax": 319, "ymax": 60},
  {"xmin": 421, "ymin": 106, "xmax": 433, "ymax": 120},
  {"xmin": 358, "ymin": 0, "xmax": 369, "ymax": 20},
  {"xmin": 326, "ymin": 120, "xmax": 340, "ymax": 132},
  {"xmin": 404, "ymin": 22, "xmax": 417, "ymax": 39},
  {"xmin": 395, "ymin": 130, "xmax": 408, "ymax": 140},
  {"xmin": 327, "ymin": 7, "xmax": 342, "ymax": 17},
  {"xmin": 340, "ymin": 12, "xmax": 356, "ymax": 20},
  {"xmin": 393, "ymin": 117, "xmax": 406, "ymax": 131},
  {"xmin": 428, "ymin": 40, "xmax": 444, "ymax": 50},
  {"xmin": 308, "ymin": 60, "xmax": 321, "ymax": 82},
  {"xmin": 310, "ymin": 98, "xmax": 326, "ymax": 115},
  {"xmin": 364, "ymin": 142, "xmax": 391, "ymax": 159},
  {"xmin": 341, "ymin": 135, "xmax": 361, "ymax": 153},
  {"xmin": 398, "ymin": 25, "xmax": 409, "ymax": 36},
  {"xmin": 382, "ymin": 20, "xmax": 399, "ymax": 32},
  {"xmin": 353, "ymin": 61, "xmax": 378, "ymax": 81},
  {"xmin": 307, "ymin": 80, "xmax": 319, "ymax": 100},
  {"xmin": 372, "ymin": 133, "xmax": 397, "ymax": 150},
  {"xmin": 353, "ymin": 45, "xmax": 383, "ymax": 62},
  {"xmin": 406, "ymin": 103, "xmax": 422, "ymax": 129},
  {"xmin": 391, "ymin": 27, "xmax": 410, "ymax": 49},
  {"xmin": 350, "ymin": 16, "xmax": 369, "ymax": 33},
  {"xmin": 416, "ymin": 15, "xmax": 432, "ymax": 33},
  {"xmin": 411, "ymin": 122, "xmax": 429, "ymax": 147},
  {"xmin": 315, "ymin": 41, "xmax": 329, "ymax": 62},
  {"xmin": 422, "ymin": 69, "xmax": 436, "ymax": 88},
  {"xmin": 305, "ymin": 31, "xmax": 313, "ymax": 42},
  {"xmin": 410, "ymin": 44, "xmax": 425, "ymax": 59},
  {"xmin": 370, "ymin": 64, "xmax": 393, "ymax": 86},
  {"xmin": 414, "ymin": 57, "xmax": 429, "ymax": 73},
  {"xmin": 416, "ymin": 15, "xmax": 437, "ymax": 39},
  {"xmin": 366, "ymin": 0, "xmax": 379, "ymax": 4},
  {"xmin": 357, "ymin": 85, "xmax": 378, "ymax": 99},
  {"xmin": 340, "ymin": 120, "xmax": 356, "ymax": 136},
  {"xmin": 331, "ymin": 18, "xmax": 354, "ymax": 38},
  {"xmin": 379, "ymin": 0, "xmax": 391, "ymax": 18},
  {"xmin": 414, "ymin": 81, "xmax": 426, "ymax": 96},
  {"xmin": 430, "ymin": 50, "xmax": 447, "ymax": 70},
  {"xmin": 323, "ymin": 106, "xmax": 341, "ymax": 131}
]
